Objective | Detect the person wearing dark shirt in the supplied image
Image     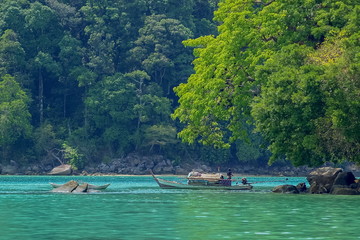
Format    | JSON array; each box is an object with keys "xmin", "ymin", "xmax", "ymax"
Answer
[
  {"xmin": 227, "ymin": 168, "xmax": 233, "ymax": 179},
  {"xmin": 241, "ymin": 178, "xmax": 248, "ymax": 185}
]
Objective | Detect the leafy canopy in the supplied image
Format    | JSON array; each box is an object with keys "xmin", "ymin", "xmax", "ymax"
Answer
[
  {"xmin": 173, "ymin": 0, "xmax": 360, "ymax": 166},
  {"xmin": 0, "ymin": 74, "xmax": 31, "ymax": 147}
]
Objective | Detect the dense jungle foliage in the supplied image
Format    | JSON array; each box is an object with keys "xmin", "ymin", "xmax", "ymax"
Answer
[
  {"xmin": 1, "ymin": 0, "xmax": 243, "ymax": 168},
  {"xmin": 173, "ymin": 0, "xmax": 360, "ymax": 166},
  {"xmin": 1, "ymin": 0, "xmax": 359, "ymax": 169}
]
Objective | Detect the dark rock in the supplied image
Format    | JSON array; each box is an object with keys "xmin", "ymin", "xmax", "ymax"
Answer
[
  {"xmin": 1, "ymin": 165, "xmax": 19, "ymax": 175},
  {"xmin": 272, "ymin": 185, "xmax": 299, "ymax": 194},
  {"xmin": 162, "ymin": 166, "xmax": 174, "ymax": 174},
  {"xmin": 174, "ymin": 166, "xmax": 188, "ymax": 175},
  {"xmin": 98, "ymin": 163, "xmax": 110, "ymax": 173},
  {"xmin": 42, "ymin": 164, "xmax": 53, "ymax": 172},
  {"xmin": 332, "ymin": 171, "xmax": 356, "ymax": 186},
  {"xmin": 331, "ymin": 187, "xmax": 359, "ymax": 195},
  {"xmin": 26, "ymin": 165, "xmax": 41, "ymax": 175},
  {"xmin": 307, "ymin": 167, "xmax": 343, "ymax": 194},
  {"xmin": 330, "ymin": 171, "xmax": 357, "ymax": 194},
  {"xmin": 51, "ymin": 180, "xmax": 79, "ymax": 192},
  {"xmin": 296, "ymin": 182, "xmax": 307, "ymax": 193},
  {"xmin": 307, "ymin": 167, "xmax": 343, "ymax": 185},
  {"xmin": 309, "ymin": 182, "xmax": 328, "ymax": 194},
  {"xmin": 153, "ymin": 160, "xmax": 174, "ymax": 174},
  {"xmin": 132, "ymin": 168, "xmax": 144, "ymax": 175},
  {"xmin": 10, "ymin": 160, "xmax": 18, "ymax": 167}
]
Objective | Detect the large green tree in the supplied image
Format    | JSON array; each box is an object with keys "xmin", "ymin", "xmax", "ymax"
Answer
[
  {"xmin": 0, "ymin": 74, "xmax": 31, "ymax": 161},
  {"xmin": 128, "ymin": 14, "xmax": 193, "ymax": 95},
  {"xmin": 173, "ymin": 0, "xmax": 360, "ymax": 166},
  {"xmin": 85, "ymin": 73, "xmax": 137, "ymax": 157},
  {"xmin": 0, "ymin": 29, "xmax": 26, "ymax": 78}
]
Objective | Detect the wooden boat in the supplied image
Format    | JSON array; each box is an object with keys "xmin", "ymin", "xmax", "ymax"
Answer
[
  {"xmin": 50, "ymin": 182, "xmax": 110, "ymax": 190},
  {"xmin": 150, "ymin": 171, "xmax": 253, "ymax": 190}
]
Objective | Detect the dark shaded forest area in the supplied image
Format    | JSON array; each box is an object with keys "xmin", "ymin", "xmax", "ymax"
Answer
[
  {"xmin": 1, "ymin": 0, "xmax": 265, "ymax": 169},
  {"xmin": 3, "ymin": 0, "xmax": 360, "ymax": 172}
]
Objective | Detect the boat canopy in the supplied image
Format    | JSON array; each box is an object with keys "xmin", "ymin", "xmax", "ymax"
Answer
[
  {"xmin": 187, "ymin": 172, "xmax": 229, "ymax": 186},
  {"xmin": 187, "ymin": 172, "xmax": 223, "ymax": 180}
]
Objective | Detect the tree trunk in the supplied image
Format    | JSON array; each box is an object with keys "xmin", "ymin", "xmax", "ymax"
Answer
[
  {"xmin": 63, "ymin": 87, "xmax": 67, "ymax": 118},
  {"xmin": 39, "ymin": 68, "xmax": 44, "ymax": 125}
]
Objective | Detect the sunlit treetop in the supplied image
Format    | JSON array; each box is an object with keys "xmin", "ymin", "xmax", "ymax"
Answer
[{"xmin": 173, "ymin": 0, "xmax": 360, "ymax": 166}]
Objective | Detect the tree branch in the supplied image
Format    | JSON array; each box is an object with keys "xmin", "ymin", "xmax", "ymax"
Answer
[{"xmin": 46, "ymin": 149, "xmax": 64, "ymax": 165}]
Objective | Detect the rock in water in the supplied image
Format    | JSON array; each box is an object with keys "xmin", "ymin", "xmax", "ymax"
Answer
[
  {"xmin": 307, "ymin": 167, "xmax": 343, "ymax": 194},
  {"xmin": 73, "ymin": 183, "xmax": 88, "ymax": 193},
  {"xmin": 331, "ymin": 188, "xmax": 359, "ymax": 195},
  {"xmin": 330, "ymin": 171, "xmax": 358, "ymax": 195},
  {"xmin": 51, "ymin": 180, "xmax": 79, "ymax": 193},
  {"xmin": 272, "ymin": 185, "xmax": 299, "ymax": 194},
  {"xmin": 296, "ymin": 182, "xmax": 307, "ymax": 193},
  {"xmin": 48, "ymin": 164, "xmax": 72, "ymax": 175},
  {"xmin": 332, "ymin": 171, "xmax": 356, "ymax": 186}
]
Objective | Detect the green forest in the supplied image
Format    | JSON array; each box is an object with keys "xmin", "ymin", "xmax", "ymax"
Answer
[{"xmin": 1, "ymin": 0, "xmax": 359, "ymax": 170}]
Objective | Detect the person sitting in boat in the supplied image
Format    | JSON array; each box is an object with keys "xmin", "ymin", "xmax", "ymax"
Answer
[
  {"xmin": 220, "ymin": 175, "xmax": 224, "ymax": 179},
  {"xmin": 241, "ymin": 178, "xmax": 248, "ymax": 185},
  {"xmin": 227, "ymin": 168, "xmax": 233, "ymax": 179}
]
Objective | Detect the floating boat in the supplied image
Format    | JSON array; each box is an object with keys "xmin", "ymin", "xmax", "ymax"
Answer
[
  {"xmin": 150, "ymin": 171, "xmax": 253, "ymax": 190},
  {"xmin": 50, "ymin": 182, "xmax": 110, "ymax": 190}
]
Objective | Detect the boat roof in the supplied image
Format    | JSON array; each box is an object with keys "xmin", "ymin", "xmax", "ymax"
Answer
[{"xmin": 187, "ymin": 172, "xmax": 222, "ymax": 180}]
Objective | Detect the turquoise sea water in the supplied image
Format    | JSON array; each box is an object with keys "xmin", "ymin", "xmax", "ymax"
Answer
[{"xmin": 0, "ymin": 175, "xmax": 359, "ymax": 240}]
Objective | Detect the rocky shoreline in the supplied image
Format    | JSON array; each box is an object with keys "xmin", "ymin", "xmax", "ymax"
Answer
[
  {"xmin": 1, "ymin": 153, "xmax": 359, "ymax": 178},
  {"xmin": 0, "ymin": 154, "xmax": 310, "ymax": 176},
  {"xmin": 273, "ymin": 167, "xmax": 360, "ymax": 195}
]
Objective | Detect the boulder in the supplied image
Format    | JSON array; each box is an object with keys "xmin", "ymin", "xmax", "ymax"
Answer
[
  {"xmin": 162, "ymin": 166, "xmax": 174, "ymax": 174},
  {"xmin": 327, "ymin": 171, "xmax": 358, "ymax": 195},
  {"xmin": 308, "ymin": 181, "xmax": 328, "ymax": 194},
  {"xmin": 51, "ymin": 180, "xmax": 78, "ymax": 192},
  {"xmin": 307, "ymin": 167, "xmax": 343, "ymax": 194},
  {"xmin": 296, "ymin": 182, "xmax": 307, "ymax": 193},
  {"xmin": 174, "ymin": 166, "xmax": 188, "ymax": 175},
  {"xmin": 48, "ymin": 164, "xmax": 72, "ymax": 175},
  {"xmin": 332, "ymin": 171, "xmax": 356, "ymax": 186},
  {"xmin": 331, "ymin": 187, "xmax": 359, "ymax": 195},
  {"xmin": 50, "ymin": 181, "xmax": 110, "ymax": 193},
  {"xmin": 272, "ymin": 185, "xmax": 299, "ymax": 194},
  {"xmin": 1, "ymin": 164, "xmax": 19, "ymax": 175},
  {"xmin": 72, "ymin": 183, "xmax": 88, "ymax": 193}
]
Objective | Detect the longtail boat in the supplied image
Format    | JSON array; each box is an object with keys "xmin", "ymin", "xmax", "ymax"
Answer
[{"xmin": 150, "ymin": 171, "xmax": 253, "ymax": 190}]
